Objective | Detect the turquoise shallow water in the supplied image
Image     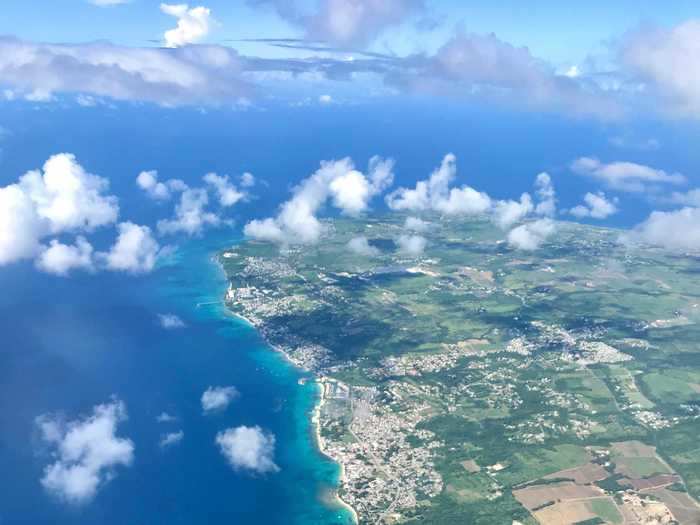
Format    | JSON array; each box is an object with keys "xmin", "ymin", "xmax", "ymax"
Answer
[{"xmin": 0, "ymin": 230, "xmax": 354, "ymax": 524}]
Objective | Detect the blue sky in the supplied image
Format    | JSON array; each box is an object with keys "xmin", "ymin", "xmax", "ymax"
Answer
[{"xmin": 3, "ymin": 0, "xmax": 700, "ymax": 63}]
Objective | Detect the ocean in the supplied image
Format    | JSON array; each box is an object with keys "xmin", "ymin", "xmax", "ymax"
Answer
[{"xmin": 0, "ymin": 231, "xmax": 353, "ymax": 524}]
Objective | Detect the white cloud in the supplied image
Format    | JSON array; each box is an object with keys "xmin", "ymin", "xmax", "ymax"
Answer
[
  {"xmin": 21, "ymin": 153, "xmax": 119, "ymax": 233},
  {"xmin": 158, "ymin": 188, "xmax": 221, "ymax": 236},
  {"xmin": 161, "ymin": 3, "xmax": 213, "ymax": 48},
  {"xmin": 507, "ymin": 219, "xmax": 556, "ymax": 251},
  {"xmin": 569, "ymin": 192, "xmax": 618, "ymax": 219},
  {"xmin": 492, "ymin": 173, "xmax": 556, "ymax": 230},
  {"xmin": 201, "ymin": 385, "xmax": 239, "ymax": 413},
  {"xmin": 159, "ymin": 430, "xmax": 184, "ymax": 448},
  {"xmin": 36, "ymin": 237, "xmax": 94, "ymax": 276},
  {"xmin": 397, "ymin": 234, "xmax": 426, "ymax": 255},
  {"xmin": 136, "ymin": 170, "xmax": 186, "ymax": 201},
  {"xmin": 571, "ymin": 157, "xmax": 686, "ymax": 192},
  {"xmin": 0, "ymin": 153, "xmax": 118, "ymax": 266},
  {"xmin": 493, "ymin": 193, "xmax": 533, "ymax": 230},
  {"xmin": 392, "ymin": 32, "xmax": 620, "ymax": 118},
  {"xmin": 36, "ymin": 399, "xmax": 134, "ymax": 505},
  {"xmin": 240, "ymin": 172, "xmax": 256, "ymax": 188},
  {"xmin": 76, "ymin": 94, "xmax": 99, "ymax": 107},
  {"xmin": 245, "ymin": 156, "xmax": 393, "ymax": 245},
  {"xmin": 623, "ymin": 207, "xmax": 700, "ymax": 251},
  {"xmin": 101, "ymin": 222, "xmax": 161, "ymax": 273},
  {"xmin": 243, "ymin": 217, "xmax": 286, "ymax": 243},
  {"xmin": 25, "ymin": 88, "xmax": 55, "ymax": 103},
  {"xmin": 347, "ymin": 236, "xmax": 379, "ymax": 256},
  {"xmin": 0, "ymin": 184, "xmax": 45, "ymax": 264},
  {"xmin": 621, "ymin": 20, "xmax": 700, "ymax": 117},
  {"xmin": 215, "ymin": 425, "xmax": 279, "ymax": 474},
  {"xmin": 386, "ymin": 154, "xmax": 491, "ymax": 216},
  {"xmin": 203, "ymin": 173, "xmax": 245, "ymax": 207},
  {"xmin": 158, "ymin": 313, "xmax": 186, "ymax": 329},
  {"xmin": 251, "ymin": 0, "xmax": 425, "ymax": 47},
  {"xmin": 144, "ymin": 172, "xmax": 246, "ymax": 235},
  {"xmin": 669, "ymin": 188, "xmax": 700, "ymax": 207},
  {"xmin": 534, "ymin": 172, "xmax": 556, "ymax": 217},
  {"xmin": 156, "ymin": 412, "xmax": 177, "ymax": 423},
  {"xmin": 319, "ymin": 94, "xmax": 333, "ymax": 104},
  {"xmin": 404, "ymin": 216, "xmax": 429, "ymax": 232},
  {"xmin": 0, "ymin": 37, "xmax": 248, "ymax": 107}
]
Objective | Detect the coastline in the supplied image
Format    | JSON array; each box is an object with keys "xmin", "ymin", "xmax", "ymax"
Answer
[
  {"xmin": 312, "ymin": 378, "xmax": 359, "ymax": 525},
  {"xmin": 221, "ymin": 288, "xmax": 359, "ymax": 524}
]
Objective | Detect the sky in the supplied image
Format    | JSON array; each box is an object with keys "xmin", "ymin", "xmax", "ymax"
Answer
[{"xmin": 3, "ymin": 1, "xmax": 700, "ymax": 64}]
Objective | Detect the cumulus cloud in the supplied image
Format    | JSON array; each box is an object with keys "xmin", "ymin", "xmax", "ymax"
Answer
[
  {"xmin": 161, "ymin": 3, "xmax": 213, "ymax": 48},
  {"xmin": 240, "ymin": 172, "xmax": 256, "ymax": 188},
  {"xmin": 386, "ymin": 154, "xmax": 491, "ymax": 216},
  {"xmin": 569, "ymin": 192, "xmax": 618, "ymax": 219},
  {"xmin": 158, "ymin": 313, "xmax": 186, "ymax": 329},
  {"xmin": 244, "ymin": 156, "xmax": 393, "ymax": 244},
  {"xmin": 404, "ymin": 216, "xmax": 429, "ymax": 232},
  {"xmin": 493, "ymin": 172, "xmax": 557, "ymax": 230},
  {"xmin": 201, "ymin": 386, "xmax": 239, "ymax": 413},
  {"xmin": 623, "ymin": 207, "xmax": 700, "ymax": 251},
  {"xmin": 391, "ymin": 32, "xmax": 620, "ymax": 118},
  {"xmin": 101, "ymin": 222, "xmax": 161, "ymax": 273},
  {"xmin": 0, "ymin": 184, "xmax": 46, "ymax": 265},
  {"xmin": 571, "ymin": 157, "xmax": 686, "ymax": 192},
  {"xmin": 493, "ymin": 193, "xmax": 533, "ymax": 230},
  {"xmin": 215, "ymin": 425, "xmax": 279, "ymax": 474},
  {"xmin": 621, "ymin": 20, "xmax": 700, "ymax": 117},
  {"xmin": 159, "ymin": 430, "xmax": 184, "ymax": 448},
  {"xmin": 158, "ymin": 188, "xmax": 221, "ymax": 236},
  {"xmin": 36, "ymin": 237, "xmax": 95, "ymax": 276},
  {"xmin": 141, "ymin": 171, "xmax": 247, "ymax": 235},
  {"xmin": 21, "ymin": 153, "xmax": 118, "ymax": 233},
  {"xmin": 250, "ymin": 0, "xmax": 425, "ymax": 47},
  {"xmin": 36, "ymin": 399, "xmax": 134, "ymax": 505},
  {"xmin": 534, "ymin": 172, "xmax": 556, "ymax": 217},
  {"xmin": 0, "ymin": 155, "xmax": 161, "ymax": 275},
  {"xmin": 507, "ymin": 218, "xmax": 556, "ymax": 251},
  {"xmin": 0, "ymin": 37, "xmax": 249, "ymax": 107},
  {"xmin": 347, "ymin": 236, "xmax": 379, "ymax": 256},
  {"xmin": 0, "ymin": 153, "xmax": 118, "ymax": 266},
  {"xmin": 203, "ymin": 173, "xmax": 246, "ymax": 207},
  {"xmin": 397, "ymin": 234, "xmax": 426, "ymax": 255},
  {"xmin": 136, "ymin": 170, "xmax": 186, "ymax": 201}
]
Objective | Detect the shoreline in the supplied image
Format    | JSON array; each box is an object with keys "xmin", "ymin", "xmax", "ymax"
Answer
[
  {"xmin": 312, "ymin": 378, "xmax": 359, "ymax": 525},
  {"xmin": 223, "ymin": 296, "xmax": 359, "ymax": 524}
]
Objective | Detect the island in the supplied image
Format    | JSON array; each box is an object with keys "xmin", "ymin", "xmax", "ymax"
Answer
[{"xmin": 219, "ymin": 213, "xmax": 700, "ymax": 524}]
